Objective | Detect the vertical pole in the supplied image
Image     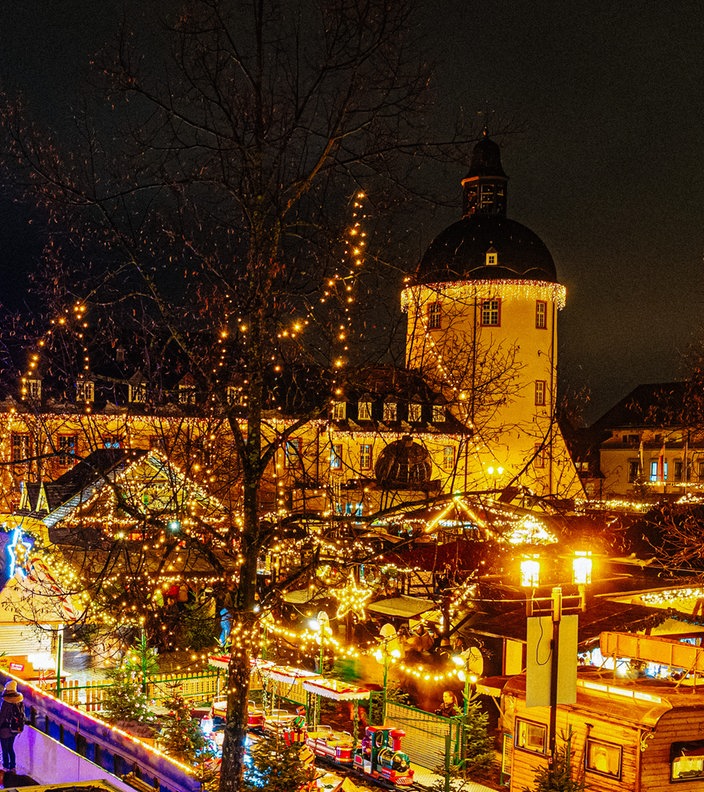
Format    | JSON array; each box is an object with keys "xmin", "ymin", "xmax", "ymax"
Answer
[
  {"xmin": 444, "ymin": 732, "xmax": 452, "ymax": 792},
  {"xmin": 382, "ymin": 654, "xmax": 389, "ymax": 724},
  {"xmin": 549, "ymin": 586, "xmax": 562, "ymax": 766},
  {"xmin": 141, "ymin": 627, "xmax": 148, "ymax": 694},
  {"xmin": 55, "ymin": 626, "xmax": 64, "ymax": 699}
]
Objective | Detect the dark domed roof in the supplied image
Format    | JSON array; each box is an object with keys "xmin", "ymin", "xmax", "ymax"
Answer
[
  {"xmin": 415, "ymin": 131, "xmax": 557, "ymax": 285},
  {"xmin": 417, "ymin": 215, "xmax": 557, "ymax": 284},
  {"xmin": 375, "ymin": 437, "xmax": 432, "ymax": 488}
]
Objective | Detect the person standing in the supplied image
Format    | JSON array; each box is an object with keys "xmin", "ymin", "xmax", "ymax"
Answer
[{"xmin": 0, "ymin": 680, "xmax": 25, "ymax": 772}]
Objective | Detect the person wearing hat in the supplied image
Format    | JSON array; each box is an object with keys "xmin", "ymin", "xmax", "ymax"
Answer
[{"xmin": 0, "ymin": 680, "xmax": 25, "ymax": 772}]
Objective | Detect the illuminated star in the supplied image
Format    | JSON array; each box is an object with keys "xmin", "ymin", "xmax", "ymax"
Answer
[{"xmin": 332, "ymin": 573, "xmax": 372, "ymax": 621}]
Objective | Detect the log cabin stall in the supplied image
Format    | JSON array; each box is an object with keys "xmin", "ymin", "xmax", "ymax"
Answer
[{"xmin": 502, "ymin": 632, "xmax": 704, "ymax": 791}]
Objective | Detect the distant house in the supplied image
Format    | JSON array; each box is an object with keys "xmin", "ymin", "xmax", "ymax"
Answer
[{"xmin": 591, "ymin": 382, "xmax": 704, "ymax": 497}]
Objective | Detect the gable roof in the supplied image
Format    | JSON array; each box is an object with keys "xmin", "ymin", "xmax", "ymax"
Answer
[{"xmin": 18, "ymin": 448, "xmax": 147, "ymax": 527}]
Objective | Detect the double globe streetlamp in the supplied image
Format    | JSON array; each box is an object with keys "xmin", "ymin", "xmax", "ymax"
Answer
[{"xmin": 520, "ymin": 550, "xmax": 593, "ymax": 767}]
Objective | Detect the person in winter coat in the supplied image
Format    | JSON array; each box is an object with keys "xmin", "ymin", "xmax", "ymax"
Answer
[{"xmin": 0, "ymin": 680, "xmax": 25, "ymax": 772}]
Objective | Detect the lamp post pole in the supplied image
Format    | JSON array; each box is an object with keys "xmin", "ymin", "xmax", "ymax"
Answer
[{"xmin": 548, "ymin": 586, "xmax": 562, "ymax": 766}]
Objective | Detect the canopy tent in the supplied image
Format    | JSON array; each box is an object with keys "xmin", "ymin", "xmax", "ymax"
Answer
[
  {"xmin": 302, "ymin": 677, "xmax": 370, "ymax": 701},
  {"xmin": 367, "ymin": 595, "xmax": 436, "ymax": 620},
  {"xmin": 261, "ymin": 664, "xmax": 321, "ymax": 686}
]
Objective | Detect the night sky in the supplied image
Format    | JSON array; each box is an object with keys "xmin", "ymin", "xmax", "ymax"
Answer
[{"xmin": 1, "ymin": 1, "xmax": 702, "ymax": 422}]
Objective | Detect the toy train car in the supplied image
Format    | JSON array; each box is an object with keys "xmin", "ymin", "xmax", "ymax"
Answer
[{"xmin": 351, "ymin": 726, "xmax": 414, "ymax": 787}]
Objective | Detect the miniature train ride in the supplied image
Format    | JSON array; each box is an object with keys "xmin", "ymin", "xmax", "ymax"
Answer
[
  {"xmin": 351, "ymin": 726, "xmax": 414, "ymax": 787},
  {"xmin": 304, "ymin": 723, "xmax": 414, "ymax": 787},
  {"xmin": 206, "ymin": 702, "xmax": 415, "ymax": 788}
]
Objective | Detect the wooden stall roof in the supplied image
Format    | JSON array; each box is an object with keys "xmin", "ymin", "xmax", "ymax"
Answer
[
  {"xmin": 367, "ymin": 595, "xmax": 436, "ymax": 619},
  {"xmin": 505, "ymin": 668, "xmax": 704, "ymax": 730},
  {"xmin": 466, "ymin": 598, "xmax": 676, "ymax": 645}
]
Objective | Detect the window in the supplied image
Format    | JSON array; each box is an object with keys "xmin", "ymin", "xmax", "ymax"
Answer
[
  {"xmin": 481, "ymin": 299, "xmax": 501, "ymax": 326},
  {"xmin": 358, "ymin": 399, "xmax": 373, "ymax": 421},
  {"xmin": 698, "ymin": 459, "xmax": 704, "ymax": 481},
  {"xmin": 226, "ymin": 385, "xmax": 244, "ymax": 405},
  {"xmin": 58, "ymin": 435, "xmax": 77, "ymax": 467},
  {"xmin": 383, "ymin": 400, "xmax": 397, "ymax": 422},
  {"xmin": 359, "ymin": 444, "xmax": 372, "ymax": 471},
  {"xmin": 628, "ymin": 459, "xmax": 640, "ymax": 483},
  {"xmin": 25, "ymin": 378, "xmax": 41, "ymax": 401},
  {"xmin": 432, "ymin": 404, "xmax": 445, "ymax": 422},
  {"xmin": 103, "ymin": 436, "xmax": 122, "ymax": 449},
  {"xmin": 330, "ymin": 444, "xmax": 343, "ymax": 470},
  {"xmin": 408, "ymin": 402, "xmax": 422, "ymax": 422},
  {"xmin": 178, "ymin": 385, "xmax": 196, "ymax": 405},
  {"xmin": 586, "ymin": 738, "xmax": 622, "ymax": 779},
  {"xmin": 535, "ymin": 300, "xmax": 547, "ymax": 329},
  {"xmin": 675, "ymin": 458, "xmax": 684, "ymax": 481},
  {"xmin": 285, "ymin": 439, "xmax": 302, "ymax": 468},
  {"xmin": 515, "ymin": 719, "xmax": 546, "ymax": 755},
  {"xmin": 534, "ymin": 444, "xmax": 546, "ymax": 469},
  {"xmin": 427, "ymin": 302, "xmax": 442, "ymax": 330},
  {"xmin": 535, "ymin": 380, "xmax": 547, "ymax": 406},
  {"xmin": 332, "ymin": 401, "xmax": 346, "ymax": 421},
  {"xmin": 129, "ymin": 382, "xmax": 146, "ymax": 403},
  {"xmin": 486, "ymin": 250, "xmax": 498, "ymax": 266},
  {"xmin": 11, "ymin": 434, "xmax": 30, "ymax": 467},
  {"xmin": 650, "ymin": 459, "xmax": 668, "ymax": 482},
  {"xmin": 443, "ymin": 446, "xmax": 455, "ymax": 472},
  {"xmin": 671, "ymin": 740, "xmax": 704, "ymax": 782},
  {"xmin": 76, "ymin": 379, "xmax": 94, "ymax": 403}
]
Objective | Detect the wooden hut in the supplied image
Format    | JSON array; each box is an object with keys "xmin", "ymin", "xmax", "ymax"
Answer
[{"xmin": 502, "ymin": 635, "xmax": 704, "ymax": 790}]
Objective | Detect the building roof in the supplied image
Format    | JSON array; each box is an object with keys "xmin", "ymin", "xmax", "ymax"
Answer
[
  {"xmin": 416, "ymin": 215, "xmax": 557, "ymax": 285},
  {"xmin": 414, "ymin": 131, "xmax": 557, "ymax": 285},
  {"xmin": 591, "ymin": 381, "xmax": 688, "ymax": 430}
]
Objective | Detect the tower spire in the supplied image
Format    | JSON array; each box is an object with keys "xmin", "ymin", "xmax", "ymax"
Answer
[{"xmin": 461, "ymin": 130, "xmax": 508, "ymax": 218}]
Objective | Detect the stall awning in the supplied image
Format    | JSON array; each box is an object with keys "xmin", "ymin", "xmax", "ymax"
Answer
[
  {"xmin": 262, "ymin": 664, "xmax": 322, "ymax": 685},
  {"xmin": 367, "ymin": 595, "xmax": 435, "ymax": 620},
  {"xmin": 303, "ymin": 677, "xmax": 371, "ymax": 701}
]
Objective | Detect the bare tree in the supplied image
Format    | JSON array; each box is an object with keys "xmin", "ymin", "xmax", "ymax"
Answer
[{"xmin": 0, "ymin": 0, "xmax": 483, "ymax": 786}]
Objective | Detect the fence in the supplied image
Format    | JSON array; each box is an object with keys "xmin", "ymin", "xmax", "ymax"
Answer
[
  {"xmin": 37, "ymin": 670, "xmax": 222, "ymax": 712},
  {"xmin": 385, "ymin": 700, "xmax": 460, "ymax": 772}
]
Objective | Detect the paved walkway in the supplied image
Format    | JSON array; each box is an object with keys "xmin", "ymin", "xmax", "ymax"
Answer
[{"xmin": 411, "ymin": 763, "xmax": 500, "ymax": 791}]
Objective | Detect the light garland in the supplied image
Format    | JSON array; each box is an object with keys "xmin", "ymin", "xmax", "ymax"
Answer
[{"xmin": 400, "ymin": 280, "xmax": 567, "ymax": 313}]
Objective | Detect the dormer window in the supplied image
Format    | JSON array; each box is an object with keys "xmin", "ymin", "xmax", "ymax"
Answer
[
  {"xmin": 179, "ymin": 386, "xmax": 196, "ymax": 405},
  {"xmin": 358, "ymin": 396, "xmax": 373, "ymax": 421},
  {"xmin": 486, "ymin": 248, "xmax": 498, "ymax": 266},
  {"xmin": 408, "ymin": 401, "xmax": 422, "ymax": 423},
  {"xmin": 23, "ymin": 377, "xmax": 42, "ymax": 402},
  {"xmin": 432, "ymin": 404, "xmax": 446, "ymax": 422},
  {"xmin": 178, "ymin": 374, "xmax": 197, "ymax": 404},
  {"xmin": 128, "ymin": 373, "xmax": 147, "ymax": 404},
  {"xmin": 383, "ymin": 399, "xmax": 397, "ymax": 422},
  {"xmin": 226, "ymin": 384, "xmax": 245, "ymax": 406},
  {"xmin": 332, "ymin": 400, "xmax": 347, "ymax": 421},
  {"xmin": 76, "ymin": 378, "xmax": 94, "ymax": 403}
]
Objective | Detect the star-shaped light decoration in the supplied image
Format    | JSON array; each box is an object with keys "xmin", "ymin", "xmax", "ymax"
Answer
[
  {"xmin": 8, "ymin": 528, "xmax": 33, "ymax": 577},
  {"xmin": 332, "ymin": 572, "xmax": 372, "ymax": 621}
]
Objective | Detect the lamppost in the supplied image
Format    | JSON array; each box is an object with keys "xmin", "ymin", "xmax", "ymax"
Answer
[
  {"xmin": 487, "ymin": 465, "xmax": 504, "ymax": 494},
  {"xmin": 451, "ymin": 649, "xmax": 480, "ymax": 772},
  {"xmin": 521, "ymin": 551, "xmax": 592, "ymax": 768},
  {"xmin": 374, "ymin": 624, "xmax": 401, "ymax": 722}
]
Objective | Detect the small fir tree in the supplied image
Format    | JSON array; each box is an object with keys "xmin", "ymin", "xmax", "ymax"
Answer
[
  {"xmin": 242, "ymin": 731, "xmax": 317, "ymax": 792},
  {"xmin": 459, "ymin": 697, "xmax": 495, "ymax": 778},
  {"xmin": 102, "ymin": 638, "xmax": 159, "ymax": 728},
  {"xmin": 160, "ymin": 683, "xmax": 210, "ymax": 762},
  {"xmin": 529, "ymin": 735, "xmax": 585, "ymax": 792}
]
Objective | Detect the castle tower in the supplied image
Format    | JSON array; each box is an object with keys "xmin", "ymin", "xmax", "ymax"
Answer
[{"xmin": 402, "ymin": 131, "xmax": 581, "ymax": 499}]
